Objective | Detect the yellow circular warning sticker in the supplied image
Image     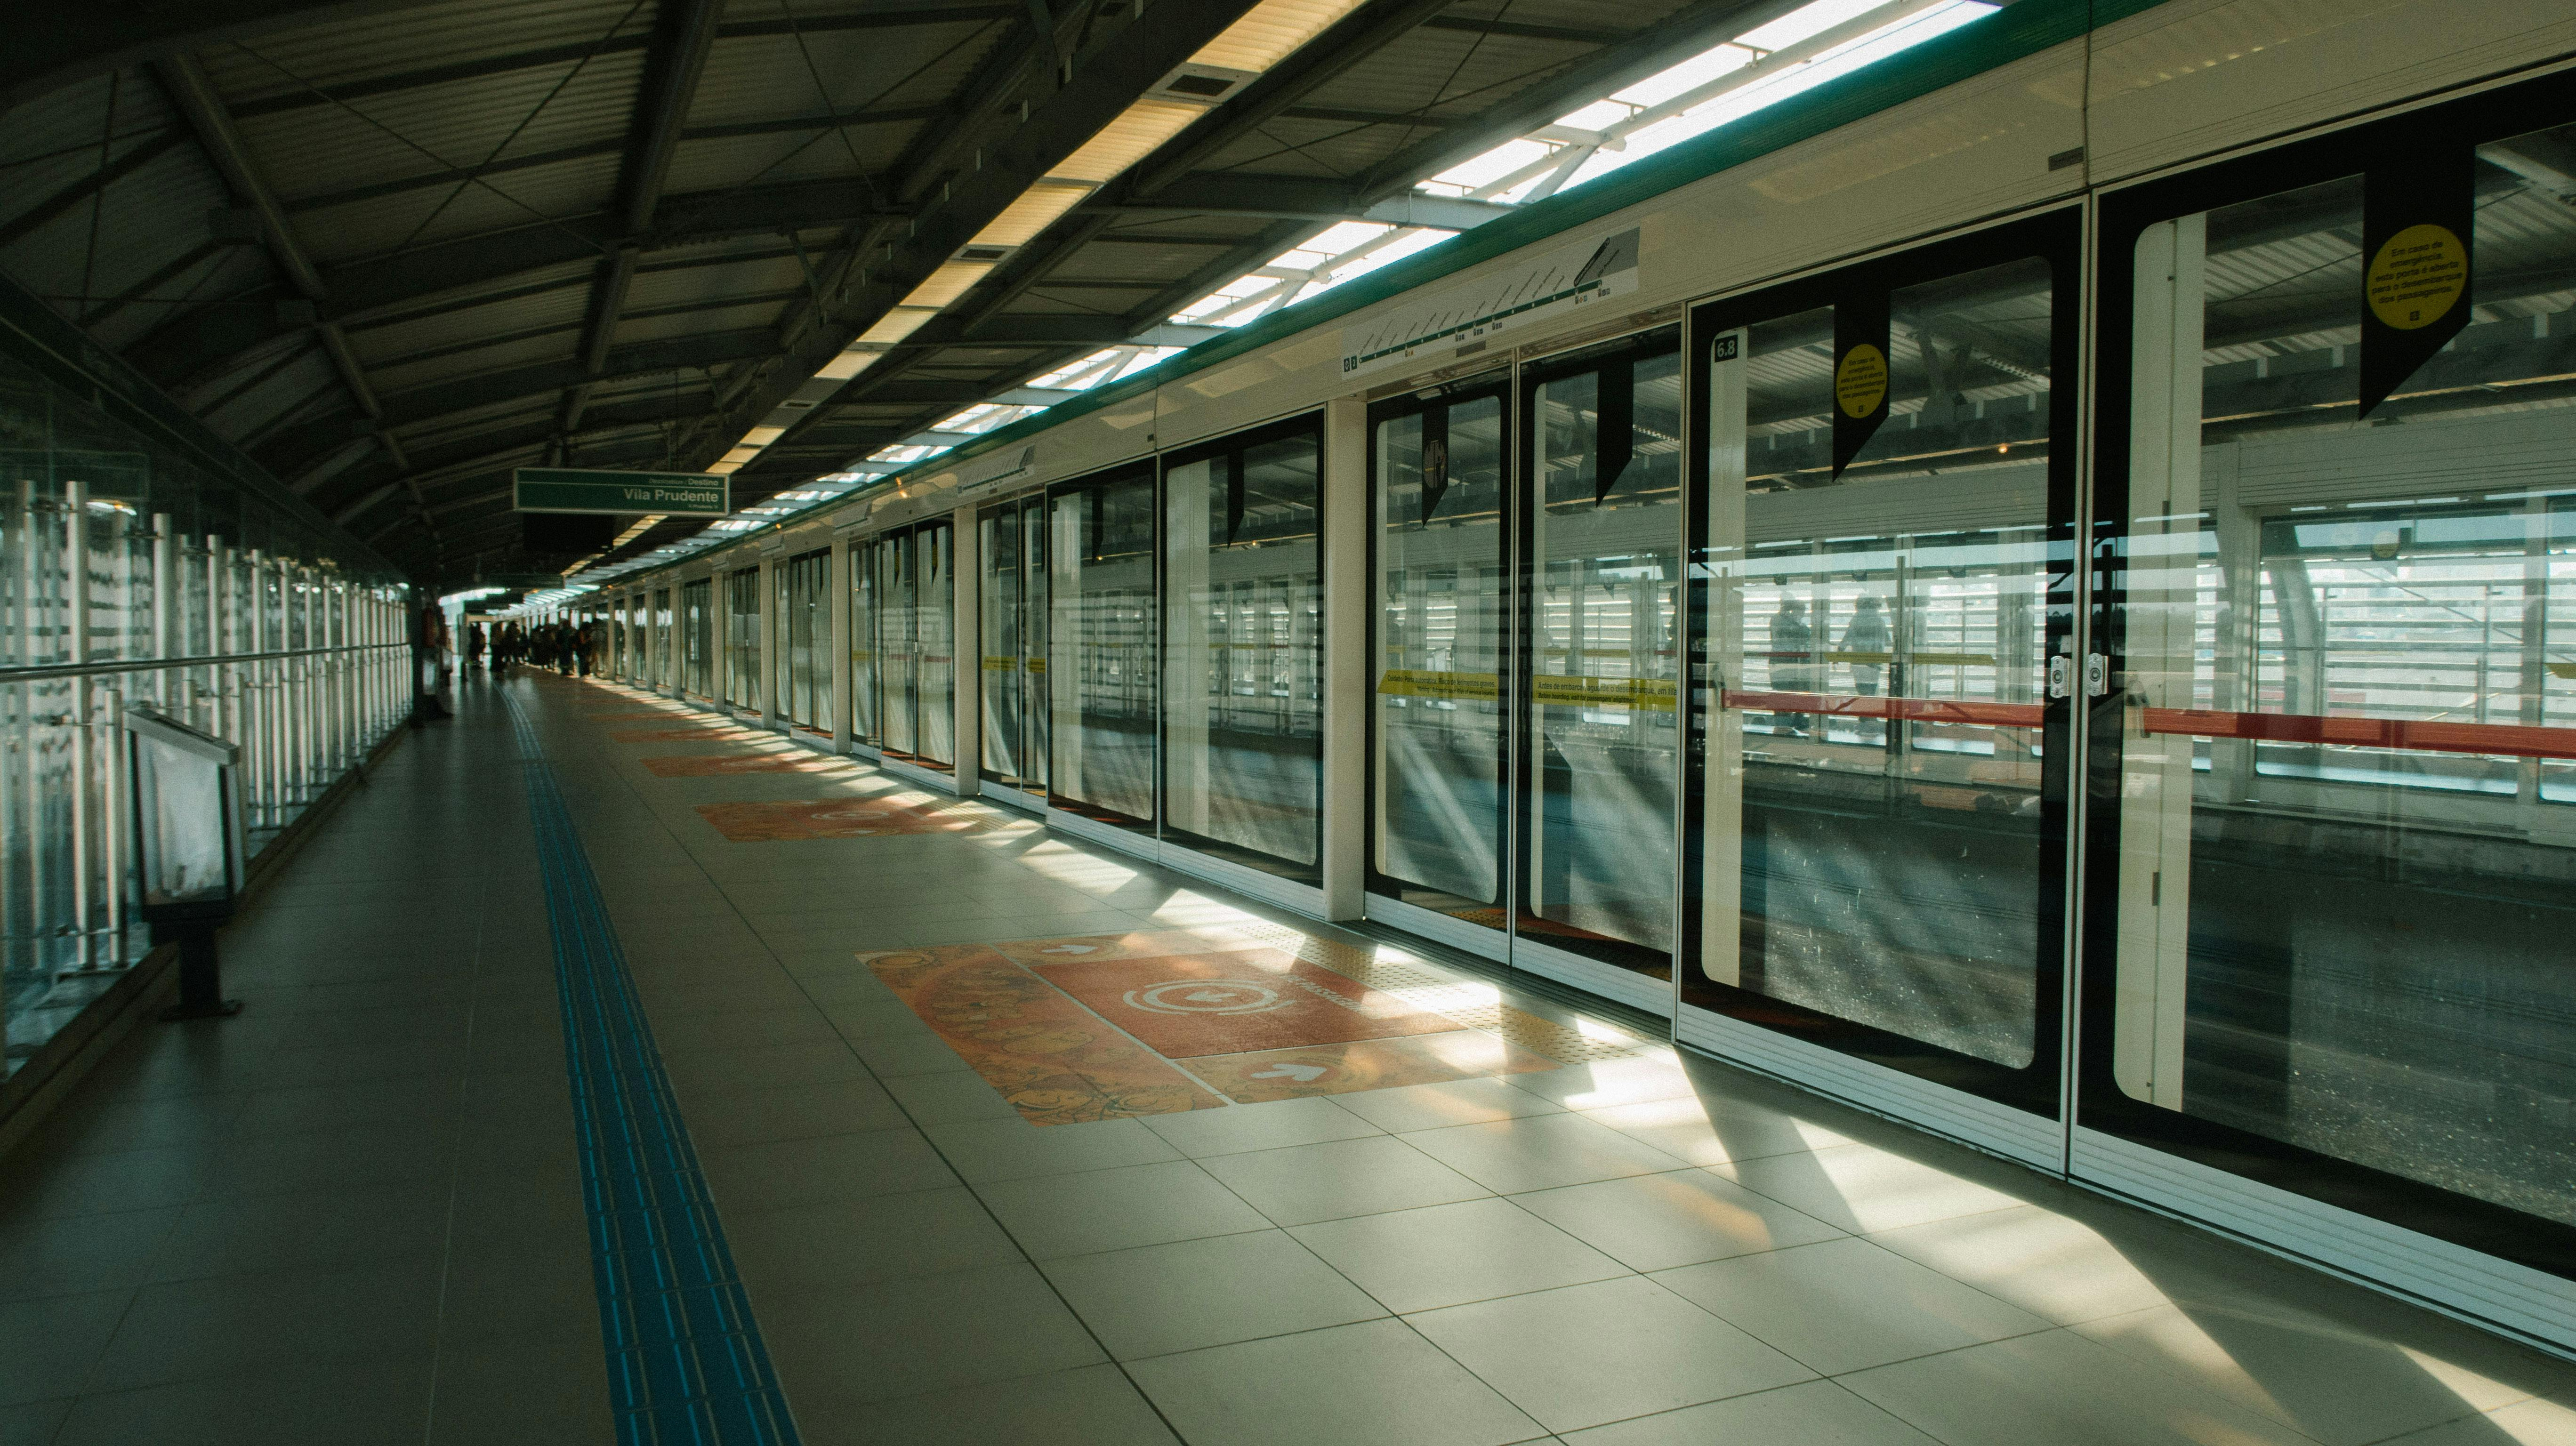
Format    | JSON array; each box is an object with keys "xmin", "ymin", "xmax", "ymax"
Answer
[
  {"xmin": 1834, "ymin": 343, "xmax": 1888, "ymax": 418},
  {"xmin": 2366, "ymin": 223, "xmax": 2468, "ymax": 330}
]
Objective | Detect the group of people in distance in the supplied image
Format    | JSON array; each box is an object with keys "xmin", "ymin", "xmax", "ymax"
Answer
[{"xmin": 413, "ymin": 607, "xmax": 604, "ymax": 724}]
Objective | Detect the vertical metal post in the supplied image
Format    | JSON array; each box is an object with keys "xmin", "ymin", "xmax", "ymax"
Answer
[{"xmin": 63, "ymin": 479, "xmax": 92, "ymax": 971}]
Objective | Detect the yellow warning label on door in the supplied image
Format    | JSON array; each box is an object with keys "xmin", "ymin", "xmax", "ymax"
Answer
[
  {"xmin": 1377, "ymin": 669, "xmax": 1499, "ymax": 702},
  {"xmin": 1835, "ymin": 343, "xmax": 1889, "ymax": 418},
  {"xmin": 983, "ymin": 655, "xmax": 1019, "ymax": 671},
  {"xmin": 2367, "ymin": 223, "xmax": 2467, "ymax": 330},
  {"xmin": 1531, "ymin": 675, "xmax": 1677, "ymax": 711}
]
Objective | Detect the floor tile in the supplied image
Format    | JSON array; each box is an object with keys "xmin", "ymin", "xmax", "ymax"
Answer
[
  {"xmin": 1506, "ymin": 1058, "xmax": 1701, "ymax": 1111},
  {"xmin": 1039, "ymin": 1229, "xmax": 1387, "ymax": 1359},
  {"xmin": 1559, "ymin": 1380, "xmax": 1941, "ymax": 1446},
  {"xmin": 0, "ymin": 1290, "xmax": 131, "ymax": 1406},
  {"xmin": 52, "ymin": 1352, "xmax": 432, "ymax": 1446},
  {"xmin": 1127, "ymin": 1318, "xmax": 1546, "ymax": 1446},
  {"xmin": 1405, "ymin": 1276, "xmax": 1814, "ymax": 1434},
  {"xmin": 1510, "ymin": 1169, "xmax": 1844, "ymax": 1272},
  {"xmin": 922, "ymin": 1116, "xmax": 1184, "ymax": 1183},
  {"xmin": 0, "ymin": 1208, "xmax": 180, "ymax": 1302},
  {"xmin": 2373, "ymin": 1396, "xmax": 2576, "ymax": 1446},
  {"xmin": 1714, "ymin": 1142, "xmax": 2034, "ymax": 1235},
  {"xmin": 1653, "ymin": 1237, "xmax": 2050, "ymax": 1374},
  {"xmin": 822, "ymin": 1364, "xmax": 1181, "ymax": 1446},
  {"xmin": 724, "ymin": 1187, "xmax": 1023, "ymax": 1296},
  {"xmin": 1199, "ymin": 1135, "xmax": 1491, "ymax": 1226},
  {"xmin": 674, "ymin": 1075, "xmax": 911, "ymax": 1146},
  {"xmin": 93, "ymin": 1253, "xmax": 444, "ymax": 1391},
  {"xmin": 978, "ymin": 1160, "xmax": 1272, "ymax": 1260},
  {"xmin": 1136, "ymin": 1095, "xmax": 1382, "ymax": 1158},
  {"xmin": 1401, "ymin": 1112, "xmax": 1690, "ymax": 1194},
  {"xmin": 426, "ymin": 1335, "xmax": 612, "ymax": 1446},
  {"xmin": 1837, "ymin": 1328, "xmax": 2325, "ymax": 1446},
  {"xmin": 1289, "ymin": 1197, "xmax": 1630, "ymax": 1313},
  {"xmin": 1332, "ymin": 1076, "xmax": 1569, "ymax": 1133},
  {"xmin": 760, "ymin": 1262, "xmax": 1105, "ymax": 1406},
  {"xmin": 699, "ymin": 1126, "xmax": 959, "ymax": 1212},
  {"xmin": 145, "ymin": 1184, "xmax": 451, "ymax": 1283},
  {"xmin": 884, "ymin": 1069, "xmax": 1024, "ymax": 1125},
  {"xmin": 1578, "ymin": 1094, "xmax": 1853, "ymax": 1167}
]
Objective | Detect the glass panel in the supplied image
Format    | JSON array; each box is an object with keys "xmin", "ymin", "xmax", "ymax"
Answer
[
  {"xmin": 1372, "ymin": 390, "xmax": 1510, "ymax": 924},
  {"xmin": 1163, "ymin": 425, "xmax": 1324, "ymax": 880},
  {"xmin": 982, "ymin": 508, "xmax": 1024, "ymax": 786},
  {"xmin": 882, "ymin": 534, "xmax": 918, "ymax": 756},
  {"xmin": 917, "ymin": 522, "xmax": 955, "ymax": 768},
  {"xmin": 852, "ymin": 541, "xmax": 879, "ymax": 745},
  {"xmin": 2105, "ymin": 142, "xmax": 2576, "ymax": 1233},
  {"xmin": 1023, "ymin": 501, "xmax": 1051, "ymax": 796},
  {"xmin": 1050, "ymin": 470, "xmax": 1157, "ymax": 825},
  {"xmin": 1523, "ymin": 340, "xmax": 1683, "ymax": 977}
]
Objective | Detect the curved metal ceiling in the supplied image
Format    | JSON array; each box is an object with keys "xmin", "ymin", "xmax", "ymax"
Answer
[{"xmin": 2, "ymin": 0, "xmax": 1794, "ymax": 584}]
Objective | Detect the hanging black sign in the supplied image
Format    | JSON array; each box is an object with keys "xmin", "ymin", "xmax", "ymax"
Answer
[
  {"xmin": 1593, "ymin": 359, "xmax": 1634, "ymax": 503},
  {"xmin": 2359, "ymin": 141, "xmax": 2474, "ymax": 418},
  {"xmin": 1831, "ymin": 289, "xmax": 1892, "ymax": 478},
  {"xmin": 1417, "ymin": 404, "xmax": 1451, "ymax": 525}
]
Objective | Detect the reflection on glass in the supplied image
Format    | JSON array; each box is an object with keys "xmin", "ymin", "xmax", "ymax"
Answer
[
  {"xmin": 681, "ymin": 578, "xmax": 713, "ymax": 696},
  {"xmin": 1525, "ymin": 341, "xmax": 1682, "ymax": 977},
  {"xmin": 851, "ymin": 540, "xmax": 878, "ymax": 745},
  {"xmin": 1051, "ymin": 471, "xmax": 1157, "ymax": 825},
  {"xmin": 916, "ymin": 523, "xmax": 955, "ymax": 768},
  {"xmin": 1164, "ymin": 426, "xmax": 1324, "ymax": 879},
  {"xmin": 725, "ymin": 569, "xmax": 760, "ymax": 709},
  {"xmin": 784, "ymin": 550, "xmax": 826, "ymax": 728},
  {"xmin": 1023, "ymin": 501, "xmax": 1051, "ymax": 797},
  {"xmin": 1701, "ymin": 258, "xmax": 2056, "ymax": 1073},
  {"xmin": 881, "ymin": 535, "xmax": 917, "ymax": 756},
  {"xmin": 2111, "ymin": 146, "xmax": 2576, "ymax": 1229},
  {"xmin": 982, "ymin": 507, "xmax": 1025, "ymax": 786},
  {"xmin": 1373, "ymin": 390, "xmax": 1508, "ymax": 923}
]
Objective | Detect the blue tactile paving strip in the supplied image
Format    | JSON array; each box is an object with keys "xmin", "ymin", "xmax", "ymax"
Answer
[{"xmin": 507, "ymin": 693, "xmax": 803, "ymax": 1446}]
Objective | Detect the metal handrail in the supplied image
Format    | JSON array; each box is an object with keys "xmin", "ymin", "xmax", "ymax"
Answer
[{"xmin": 0, "ymin": 641, "xmax": 414, "ymax": 684}]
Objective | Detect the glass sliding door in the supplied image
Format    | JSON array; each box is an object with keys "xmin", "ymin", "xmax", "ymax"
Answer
[
  {"xmin": 652, "ymin": 587, "xmax": 672, "ymax": 688},
  {"xmin": 1049, "ymin": 464, "xmax": 1157, "ymax": 830},
  {"xmin": 1684, "ymin": 213, "xmax": 2079, "ymax": 1155},
  {"xmin": 1369, "ymin": 375, "xmax": 1512, "ymax": 932},
  {"xmin": 1162, "ymin": 416, "xmax": 1325, "ymax": 882},
  {"xmin": 914, "ymin": 522, "xmax": 955, "ymax": 769},
  {"xmin": 981, "ymin": 504, "xmax": 1027, "ymax": 789},
  {"xmin": 1022, "ymin": 499, "xmax": 1051, "ymax": 799},
  {"xmin": 785, "ymin": 549, "xmax": 825, "ymax": 730},
  {"xmin": 1519, "ymin": 330, "xmax": 1686, "ymax": 992},
  {"xmin": 724, "ymin": 568, "xmax": 760, "ymax": 710},
  {"xmin": 881, "ymin": 531, "xmax": 918, "ymax": 758},
  {"xmin": 681, "ymin": 578, "xmax": 713, "ymax": 697},
  {"xmin": 2083, "ymin": 96, "xmax": 2576, "ymax": 1285},
  {"xmin": 851, "ymin": 538, "xmax": 879, "ymax": 747}
]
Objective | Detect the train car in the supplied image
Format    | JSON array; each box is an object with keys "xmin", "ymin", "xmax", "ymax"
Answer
[{"xmin": 592, "ymin": 0, "xmax": 2576, "ymax": 1358}]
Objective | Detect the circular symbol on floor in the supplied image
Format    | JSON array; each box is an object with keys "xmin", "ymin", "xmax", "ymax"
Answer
[{"xmin": 1122, "ymin": 980, "xmax": 1286, "ymax": 1015}]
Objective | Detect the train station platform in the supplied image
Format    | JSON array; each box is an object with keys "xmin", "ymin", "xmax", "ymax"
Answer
[{"xmin": 0, "ymin": 667, "xmax": 2567, "ymax": 1445}]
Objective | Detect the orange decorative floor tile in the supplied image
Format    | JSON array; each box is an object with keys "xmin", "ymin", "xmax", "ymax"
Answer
[
  {"xmin": 639, "ymin": 753, "xmax": 851, "ymax": 776},
  {"xmin": 863, "ymin": 946, "xmax": 1224, "ymax": 1125},
  {"xmin": 1028, "ymin": 947, "xmax": 1464, "ymax": 1058},
  {"xmin": 1185, "ymin": 1030, "xmax": 1561, "ymax": 1103},
  {"xmin": 695, "ymin": 798, "xmax": 1000, "ymax": 841}
]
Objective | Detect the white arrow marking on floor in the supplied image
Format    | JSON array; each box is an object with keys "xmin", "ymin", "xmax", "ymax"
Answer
[{"xmin": 1248, "ymin": 1063, "xmax": 1326, "ymax": 1082}]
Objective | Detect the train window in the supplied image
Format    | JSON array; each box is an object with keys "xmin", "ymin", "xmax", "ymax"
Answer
[
  {"xmin": 1162, "ymin": 417, "xmax": 1325, "ymax": 882},
  {"xmin": 1687, "ymin": 214, "xmax": 2076, "ymax": 1123},
  {"xmin": 2101, "ymin": 117, "xmax": 2576, "ymax": 1248}
]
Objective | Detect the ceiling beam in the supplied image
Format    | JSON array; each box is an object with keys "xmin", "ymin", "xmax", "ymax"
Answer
[
  {"xmin": 560, "ymin": 0, "xmax": 720, "ymax": 448},
  {"xmin": 3, "ymin": 0, "xmax": 463, "ymax": 112},
  {"xmin": 221, "ymin": 6, "xmax": 1017, "ymax": 121}
]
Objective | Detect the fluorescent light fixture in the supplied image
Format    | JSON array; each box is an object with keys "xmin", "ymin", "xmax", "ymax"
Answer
[
  {"xmin": 741, "ymin": 426, "xmax": 786, "ymax": 446},
  {"xmin": 1191, "ymin": 0, "xmax": 1368, "ymax": 71},
  {"xmin": 899, "ymin": 261, "xmax": 994, "ymax": 309},
  {"xmin": 859, "ymin": 307, "xmax": 938, "ymax": 345},
  {"xmin": 971, "ymin": 179, "xmax": 1095, "ymax": 247},
  {"xmin": 815, "ymin": 351, "xmax": 875, "ymax": 380},
  {"xmin": 611, "ymin": 514, "xmax": 665, "ymax": 546}
]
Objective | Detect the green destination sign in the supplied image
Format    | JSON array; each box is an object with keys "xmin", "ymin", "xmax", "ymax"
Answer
[{"xmin": 513, "ymin": 467, "xmax": 729, "ymax": 517}]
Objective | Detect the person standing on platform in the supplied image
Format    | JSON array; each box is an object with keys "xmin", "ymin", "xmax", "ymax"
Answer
[
  {"xmin": 1770, "ymin": 597, "xmax": 1815, "ymax": 737},
  {"xmin": 1842, "ymin": 594, "xmax": 1892, "ymax": 744},
  {"xmin": 411, "ymin": 602, "xmax": 452, "ymax": 724},
  {"xmin": 465, "ymin": 622, "xmax": 486, "ymax": 679}
]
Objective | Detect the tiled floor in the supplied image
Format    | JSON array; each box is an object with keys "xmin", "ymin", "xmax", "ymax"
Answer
[{"xmin": 0, "ymin": 669, "xmax": 2571, "ymax": 1444}]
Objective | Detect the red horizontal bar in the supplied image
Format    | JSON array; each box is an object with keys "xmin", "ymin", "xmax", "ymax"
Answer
[
  {"xmin": 1723, "ymin": 691, "xmax": 2045, "ymax": 727},
  {"xmin": 2141, "ymin": 708, "xmax": 2576, "ymax": 760}
]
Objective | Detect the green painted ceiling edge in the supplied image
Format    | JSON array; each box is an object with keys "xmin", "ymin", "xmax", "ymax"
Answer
[{"xmin": 661, "ymin": 0, "xmax": 2143, "ymax": 570}]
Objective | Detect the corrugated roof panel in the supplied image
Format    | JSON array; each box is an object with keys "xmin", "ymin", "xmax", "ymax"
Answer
[
  {"xmin": 610, "ymin": 300, "xmax": 781, "ymax": 347},
  {"xmin": 198, "ymin": 0, "xmax": 654, "ymax": 105},
  {"xmin": 236, "ymin": 54, "xmax": 643, "ymax": 206},
  {"xmin": 623, "ymin": 253, "xmax": 806, "ymax": 309},
  {"xmin": 86, "ymin": 248, "xmax": 243, "ymax": 355},
  {"xmin": 289, "ymin": 154, "xmax": 622, "ymax": 263},
  {"xmin": 199, "ymin": 344, "xmax": 340, "ymax": 443},
  {"xmin": 0, "ymin": 141, "xmax": 237, "ymax": 327},
  {"xmin": 689, "ymin": 22, "xmax": 1003, "ymax": 128},
  {"xmin": 659, "ymin": 129, "xmax": 915, "ymax": 198},
  {"xmin": 371, "ymin": 330, "xmax": 579, "ymax": 395},
  {"xmin": 345, "ymin": 256, "xmax": 600, "ymax": 322}
]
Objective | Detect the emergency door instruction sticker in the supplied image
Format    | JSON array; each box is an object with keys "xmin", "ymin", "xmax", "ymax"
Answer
[
  {"xmin": 1834, "ymin": 343, "xmax": 1889, "ymax": 418},
  {"xmin": 1340, "ymin": 228, "xmax": 1641, "ymax": 379},
  {"xmin": 2366, "ymin": 223, "xmax": 2467, "ymax": 329}
]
